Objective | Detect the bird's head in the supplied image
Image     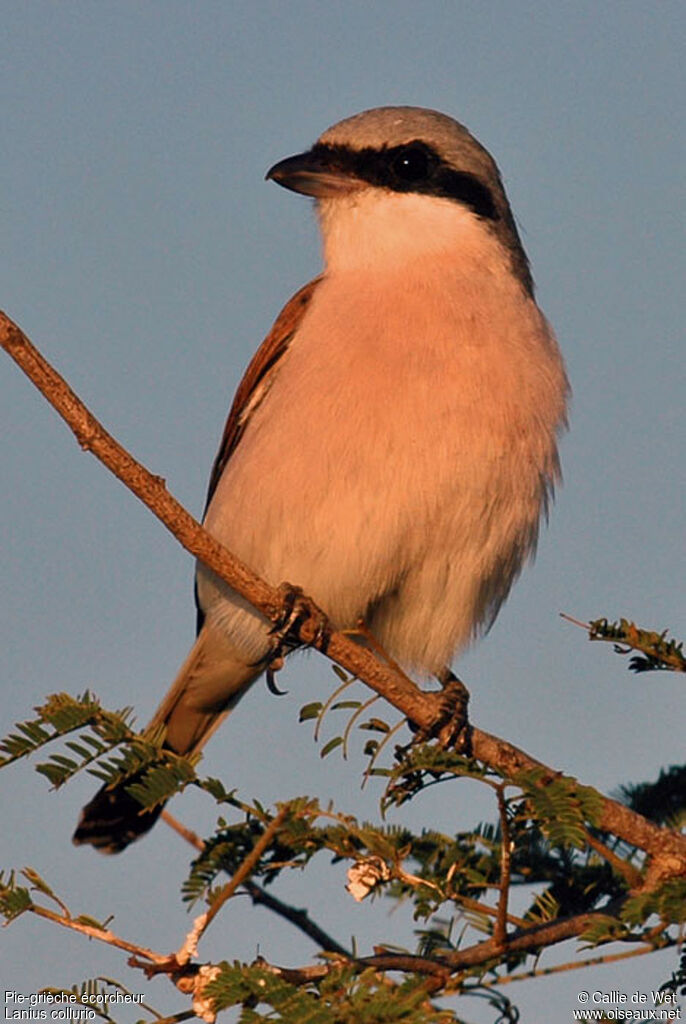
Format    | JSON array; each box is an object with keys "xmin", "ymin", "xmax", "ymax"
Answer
[{"xmin": 267, "ymin": 106, "xmax": 532, "ymax": 290}]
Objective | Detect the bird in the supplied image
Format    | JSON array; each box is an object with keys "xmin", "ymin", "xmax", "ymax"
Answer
[{"xmin": 73, "ymin": 106, "xmax": 568, "ymax": 853}]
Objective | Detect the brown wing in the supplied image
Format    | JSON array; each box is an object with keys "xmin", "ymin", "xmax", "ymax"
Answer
[
  {"xmin": 195, "ymin": 275, "xmax": 322, "ymax": 633},
  {"xmin": 204, "ymin": 275, "xmax": 322, "ymax": 510}
]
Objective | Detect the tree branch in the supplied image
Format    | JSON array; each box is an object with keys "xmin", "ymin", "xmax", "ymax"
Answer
[
  {"xmin": 242, "ymin": 880, "xmax": 352, "ymax": 958},
  {"xmin": 162, "ymin": 803, "xmax": 352, "ymax": 957},
  {"xmin": 200, "ymin": 808, "xmax": 289, "ymax": 938},
  {"xmin": 264, "ymin": 901, "xmax": 649, "ymax": 986},
  {"xmin": 27, "ymin": 902, "xmax": 167, "ymax": 965},
  {"xmin": 493, "ymin": 784, "xmax": 511, "ymax": 949}
]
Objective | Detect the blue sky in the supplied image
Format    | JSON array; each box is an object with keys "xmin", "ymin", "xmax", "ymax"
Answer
[{"xmin": 1, "ymin": 3, "xmax": 684, "ymax": 1021}]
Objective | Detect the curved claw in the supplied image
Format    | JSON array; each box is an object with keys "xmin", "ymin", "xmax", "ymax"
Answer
[{"xmin": 266, "ymin": 658, "xmax": 289, "ymax": 696}]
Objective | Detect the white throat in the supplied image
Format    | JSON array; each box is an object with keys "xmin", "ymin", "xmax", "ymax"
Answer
[{"xmin": 317, "ymin": 189, "xmax": 501, "ymax": 274}]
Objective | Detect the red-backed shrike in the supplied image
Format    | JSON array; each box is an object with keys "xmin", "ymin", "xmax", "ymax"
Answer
[{"xmin": 74, "ymin": 107, "xmax": 568, "ymax": 852}]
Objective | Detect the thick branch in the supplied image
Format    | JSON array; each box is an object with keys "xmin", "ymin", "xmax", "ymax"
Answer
[
  {"xmin": 268, "ymin": 902, "xmax": 638, "ymax": 984},
  {"xmin": 468, "ymin": 729, "xmax": 686, "ymax": 866},
  {"xmin": 2, "ymin": 310, "xmax": 685, "ymax": 872}
]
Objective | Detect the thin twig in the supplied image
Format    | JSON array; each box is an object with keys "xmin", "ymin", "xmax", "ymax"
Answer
[
  {"xmin": 493, "ymin": 785, "xmax": 511, "ymax": 949},
  {"xmin": 453, "ymin": 892, "xmax": 528, "ymax": 931},
  {"xmin": 342, "ymin": 693, "xmax": 380, "ymax": 758},
  {"xmin": 200, "ymin": 808, "xmax": 289, "ymax": 937},
  {"xmin": 162, "ymin": 809, "xmax": 204, "ymax": 852},
  {"xmin": 559, "ymin": 612, "xmax": 591, "ymax": 631},
  {"xmin": 314, "ymin": 674, "xmax": 359, "ymax": 744},
  {"xmin": 583, "ymin": 828, "xmax": 643, "ymax": 888},
  {"xmin": 148, "ymin": 1014, "xmax": 197, "ymax": 1024},
  {"xmin": 478, "ymin": 941, "xmax": 671, "ymax": 989},
  {"xmin": 242, "ymin": 880, "xmax": 351, "ymax": 958},
  {"xmin": 27, "ymin": 903, "xmax": 167, "ymax": 964},
  {"xmin": 162, "ymin": 808, "xmax": 351, "ymax": 956},
  {"xmin": 93, "ymin": 977, "xmax": 166, "ymax": 1021},
  {"xmin": 362, "ymin": 715, "xmax": 406, "ymax": 787}
]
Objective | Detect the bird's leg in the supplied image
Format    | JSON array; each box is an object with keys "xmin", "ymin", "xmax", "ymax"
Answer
[
  {"xmin": 405, "ymin": 668, "xmax": 471, "ymax": 750},
  {"xmin": 432, "ymin": 667, "xmax": 472, "ymax": 754},
  {"xmin": 342, "ymin": 618, "xmax": 415, "ymax": 685}
]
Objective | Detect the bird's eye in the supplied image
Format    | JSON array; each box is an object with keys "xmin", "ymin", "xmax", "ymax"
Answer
[{"xmin": 391, "ymin": 145, "xmax": 431, "ymax": 182}]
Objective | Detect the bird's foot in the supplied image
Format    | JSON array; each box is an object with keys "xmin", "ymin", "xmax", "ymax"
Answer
[
  {"xmin": 407, "ymin": 668, "xmax": 472, "ymax": 754},
  {"xmin": 434, "ymin": 668, "xmax": 472, "ymax": 754},
  {"xmin": 260, "ymin": 585, "xmax": 331, "ymax": 696},
  {"xmin": 269, "ymin": 582, "xmax": 332, "ymax": 653}
]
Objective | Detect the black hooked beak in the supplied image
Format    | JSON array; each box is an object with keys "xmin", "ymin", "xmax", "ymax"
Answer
[{"xmin": 266, "ymin": 146, "xmax": 362, "ymax": 198}]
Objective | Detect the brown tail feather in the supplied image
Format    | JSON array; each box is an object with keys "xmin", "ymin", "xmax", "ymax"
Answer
[
  {"xmin": 72, "ymin": 624, "xmax": 261, "ymax": 853},
  {"xmin": 72, "ymin": 773, "xmax": 164, "ymax": 853}
]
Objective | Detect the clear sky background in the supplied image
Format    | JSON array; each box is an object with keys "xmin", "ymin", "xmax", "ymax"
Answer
[{"xmin": 1, "ymin": 3, "xmax": 684, "ymax": 1021}]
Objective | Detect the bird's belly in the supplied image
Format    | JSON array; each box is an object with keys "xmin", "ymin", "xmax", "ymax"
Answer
[{"xmin": 198, "ymin": 274, "xmax": 566, "ymax": 672}]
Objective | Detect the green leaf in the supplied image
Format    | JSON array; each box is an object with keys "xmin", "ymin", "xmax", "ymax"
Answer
[
  {"xmin": 21, "ymin": 867, "xmax": 57, "ymax": 899},
  {"xmin": 359, "ymin": 718, "xmax": 391, "ymax": 734},
  {"xmin": 126, "ymin": 757, "xmax": 198, "ymax": 812},
  {"xmin": 514, "ymin": 768, "xmax": 604, "ymax": 848},
  {"xmin": 320, "ymin": 736, "xmax": 344, "ymax": 759},
  {"xmin": 0, "ymin": 871, "xmax": 33, "ymax": 922},
  {"xmin": 622, "ymin": 879, "xmax": 686, "ymax": 927},
  {"xmin": 299, "ymin": 702, "xmax": 323, "ymax": 722},
  {"xmin": 579, "ymin": 914, "xmax": 631, "ymax": 948}
]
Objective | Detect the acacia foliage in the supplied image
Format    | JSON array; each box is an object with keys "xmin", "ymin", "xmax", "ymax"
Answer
[{"xmin": 1, "ymin": 626, "xmax": 685, "ymax": 1024}]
